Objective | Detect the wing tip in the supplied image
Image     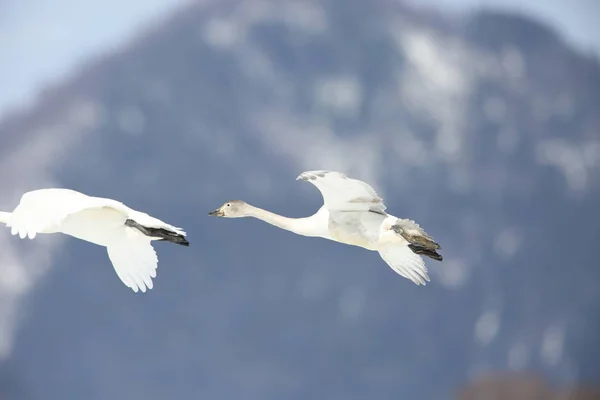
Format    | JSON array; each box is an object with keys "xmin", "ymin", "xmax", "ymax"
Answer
[
  {"xmin": 127, "ymin": 279, "xmax": 155, "ymax": 294},
  {"xmin": 296, "ymin": 170, "xmax": 346, "ymax": 182},
  {"xmin": 297, "ymin": 172, "xmax": 314, "ymax": 181}
]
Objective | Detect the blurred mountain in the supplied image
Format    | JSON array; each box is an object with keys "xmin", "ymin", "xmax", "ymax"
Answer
[
  {"xmin": 0, "ymin": 0, "xmax": 599, "ymax": 399},
  {"xmin": 458, "ymin": 373, "xmax": 600, "ymax": 400}
]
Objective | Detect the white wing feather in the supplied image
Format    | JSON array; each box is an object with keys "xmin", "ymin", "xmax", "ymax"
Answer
[
  {"xmin": 378, "ymin": 245, "xmax": 430, "ymax": 285},
  {"xmin": 297, "ymin": 170, "xmax": 386, "ymax": 214},
  {"xmin": 107, "ymin": 238, "xmax": 158, "ymax": 293}
]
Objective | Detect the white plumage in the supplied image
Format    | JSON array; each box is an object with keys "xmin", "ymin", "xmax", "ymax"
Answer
[
  {"xmin": 210, "ymin": 170, "xmax": 442, "ymax": 285},
  {"xmin": 0, "ymin": 188, "xmax": 189, "ymax": 293}
]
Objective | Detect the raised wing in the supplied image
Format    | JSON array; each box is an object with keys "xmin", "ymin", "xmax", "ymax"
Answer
[
  {"xmin": 297, "ymin": 170, "xmax": 386, "ymax": 214},
  {"xmin": 378, "ymin": 245, "xmax": 430, "ymax": 285},
  {"xmin": 106, "ymin": 237, "xmax": 158, "ymax": 293},
  {"xmin": 7, "ymin": 188, "xmax": 129, "ymax": 239}
]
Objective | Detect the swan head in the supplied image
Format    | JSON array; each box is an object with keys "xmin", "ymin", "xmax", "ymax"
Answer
[{"xmin": 208, "ymin": 200, "xmax": 249, "ymax": 218}]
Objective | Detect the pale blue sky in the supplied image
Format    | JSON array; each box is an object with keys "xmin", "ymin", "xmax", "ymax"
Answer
[{"xmin": 0, "ymin": 0, "xmax": 598, "ymax": 117}]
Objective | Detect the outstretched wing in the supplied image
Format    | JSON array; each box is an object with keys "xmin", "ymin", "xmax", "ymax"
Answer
[
  {"xmin": 106, "ymin": 237, "xmax": 158, "ymax": 293},
  {"xmin": 7, "ymin": 188, "xmax": 129, "ymax": 239},
  {"xmin": 297, "ymin": 170, "xmax": 386, "ymax": 214},
  {"xmin": 378, "ymin": 245, "xmax": 430, "ymax": 285}
]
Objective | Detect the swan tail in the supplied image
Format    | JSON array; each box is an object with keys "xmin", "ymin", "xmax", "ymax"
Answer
[
  {"xmin": 125, "ymin": 219, "xmax": 189, "ymax": 246},
  {"xmin": 391, "ymin": 223, "xmax": 441, "ymax": 250},
  {"xmin": 390, "ymin": 220, "xmax": 442, "ymax": 261},
  {"xmin": 0, "ymin": 211, "xmax": 11, "ymax": 225},
  {"xmin": 151, "ymin": 227, "xmax": 190, "ymax": 247},
  {"xmin": 408, "ymin": 243, "xmax": 443, "ymax": 261}
]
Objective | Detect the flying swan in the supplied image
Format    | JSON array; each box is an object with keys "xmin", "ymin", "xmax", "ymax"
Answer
[
  {"xmin": 0, "ymin": 188, "xmax": 189, "ymax": 293},
  {"xmin": 209, "ymin": 171, "xmax": 442, "ymax": 285}
]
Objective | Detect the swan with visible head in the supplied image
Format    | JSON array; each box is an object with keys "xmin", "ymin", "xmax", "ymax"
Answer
[
  {"xmin": 0, "ymin": 188, "xmax": 189, "ymax": 293},
  {"xmin": 209, "ymin": 170, "xmax": 442, "ymax": 285}
]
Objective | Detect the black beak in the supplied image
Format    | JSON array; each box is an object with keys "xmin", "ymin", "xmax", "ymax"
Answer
[{"xmin": 208, "ymin": 208, "xmax": 223, "ymax": 217}]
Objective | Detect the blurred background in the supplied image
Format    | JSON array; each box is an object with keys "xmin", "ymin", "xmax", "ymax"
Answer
[{"xmin": 1, "ymin": 0, "xmax": 599, "ymax": 399}]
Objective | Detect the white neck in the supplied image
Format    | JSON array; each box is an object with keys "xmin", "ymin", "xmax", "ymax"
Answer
[
  {"xmin": 0, "ymin": 211, "xmax": 11, "ymax": 225},
  {"xmin": 243, "ymin": 204, "xmax": 324, "ymax": 237}
]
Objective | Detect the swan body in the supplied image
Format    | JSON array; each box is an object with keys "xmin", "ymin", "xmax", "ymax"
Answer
[
  {"xmin": 209, "ymin": 170, "xmax": 442, "ymax": 285},
  {"xmin": 0, "ymin": 188, "xmax": 189, "ymax": 293}
]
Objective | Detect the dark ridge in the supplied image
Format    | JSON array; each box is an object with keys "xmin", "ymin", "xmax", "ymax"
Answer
[{"xmin": 464, "ymin": 10, "xmax": 561, "ymax": 52}]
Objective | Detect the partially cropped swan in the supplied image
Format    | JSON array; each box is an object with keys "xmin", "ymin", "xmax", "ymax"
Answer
[
  {"xmin": 209, "ymin": 170, "xmax": 442, "ymax": 285},
  {"xmin": 0, "ymin": 188, "xmax": 189, "ymax": 293}
]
